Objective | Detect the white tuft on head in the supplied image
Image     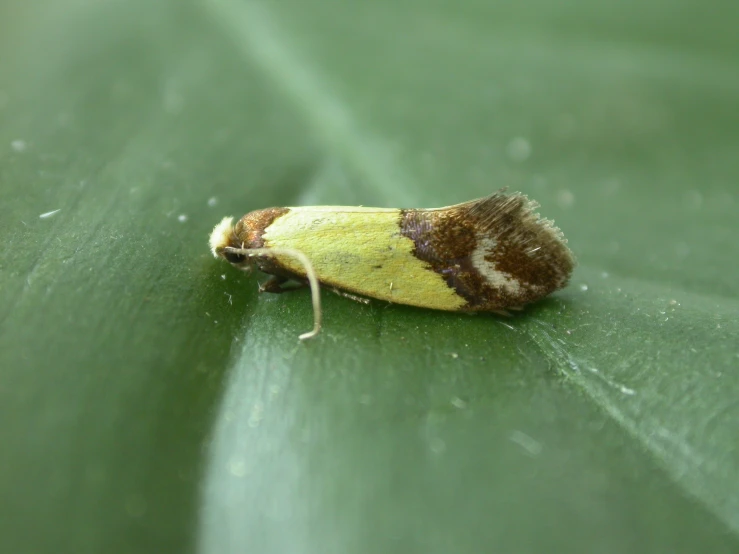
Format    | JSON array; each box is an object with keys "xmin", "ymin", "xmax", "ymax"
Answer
[{"xmin": 209, "ymin": 216, "xmax": 234, "ymax": 257}]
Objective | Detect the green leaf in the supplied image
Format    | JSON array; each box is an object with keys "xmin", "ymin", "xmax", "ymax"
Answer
[{"xmin": 1, "ymin": 0, "xmax": 738, "ymax": 553}]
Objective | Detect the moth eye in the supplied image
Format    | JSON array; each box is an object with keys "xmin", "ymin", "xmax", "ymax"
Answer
[{"xmin": 223, "ymin": 250, "xmax": 247, "ymax": 264}]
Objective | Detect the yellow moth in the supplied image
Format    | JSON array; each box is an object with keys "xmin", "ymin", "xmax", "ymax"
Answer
[{"xmin": 209, "ymin": 190, "xmax": 575, "ymax": 340}]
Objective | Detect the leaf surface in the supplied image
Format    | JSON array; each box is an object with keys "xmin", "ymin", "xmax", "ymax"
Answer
[{"xmin": 1, "ymin": 1, "xmax": 737, "ymax": 553}]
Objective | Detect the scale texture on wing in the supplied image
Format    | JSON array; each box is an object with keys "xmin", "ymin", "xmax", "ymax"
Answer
[
  {"xmin": 261, "ymin": 207, "xmax": 467, "ymax": 311},
  {"xmin": 399, "ymin": 191, "xmax": 575, "ymax": 309}
]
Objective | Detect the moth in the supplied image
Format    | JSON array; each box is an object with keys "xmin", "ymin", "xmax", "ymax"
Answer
[{"xmin": 209, "ymin": 190, "xmax": 575, "ymax": 339}]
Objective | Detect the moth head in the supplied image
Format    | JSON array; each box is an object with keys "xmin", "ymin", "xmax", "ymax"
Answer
[
  {"xmin": 209, "ymin": 216, "xmax": 250, "ymax": 267},
  {"xmin": 210, "ymin": 208, "xmax": 291, "ymax": 270}
]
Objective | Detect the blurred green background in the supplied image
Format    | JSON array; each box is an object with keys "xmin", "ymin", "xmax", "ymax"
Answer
[{"xmin": 1, "ymin": 0, "xmax": 738, "ymax": 552}]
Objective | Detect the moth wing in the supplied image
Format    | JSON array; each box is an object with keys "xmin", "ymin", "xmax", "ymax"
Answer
[
  {"xmin": 401, "ymin": 189, "xmax": 575, "ymax": 310},
  {"xmin": 450, "ymin": 189, "xmax": 570, "ymax": 249},
  {"xmin": 260, "ymin": 208, "xmax": 468, "ymax": 311}
]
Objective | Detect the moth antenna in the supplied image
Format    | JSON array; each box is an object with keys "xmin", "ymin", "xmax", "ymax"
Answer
[{"xmin": 225, "ymin": 246, "xmax": 322, "ymax": 340}]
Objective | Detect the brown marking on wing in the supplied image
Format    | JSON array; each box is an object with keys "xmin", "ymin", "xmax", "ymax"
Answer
[
  {"xmin": 223, "ymin": 207, "xmax": 295, "ymax": 278},
  {"xmin": 399, "ymin": 207, "xmax": 480, "ymax": 304},
  {"xmin": 400, "ymin": 191, "xmax": 575, "ymax": 310},
  {"xmin": 231, "ymin": 207, "xmax": 290, "ymax": 249}
]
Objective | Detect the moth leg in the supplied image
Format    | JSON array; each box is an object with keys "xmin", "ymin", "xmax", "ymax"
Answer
[
  {"xmin": 332, "ymin": 288, "xmax": 371, "ymax": 305},
  {"xmin": 228, "ymin": 246, "xmax": 321, "ymax": 340},
  {"xmin": 259, "ymin": 275, "xmax": 293, "ymax": 294},
  {"xmin": 491, "ymin": 308, "xmax": 512, "ymax": 317}
]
